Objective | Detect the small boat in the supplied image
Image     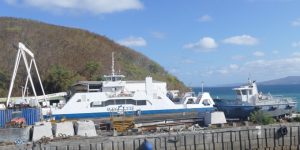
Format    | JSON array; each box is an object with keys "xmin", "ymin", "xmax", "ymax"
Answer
[{"xmin": 214, "ymin": 79, "xmax": 297, "ymax": 119}]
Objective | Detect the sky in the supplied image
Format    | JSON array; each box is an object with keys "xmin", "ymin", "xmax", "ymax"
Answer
[{"xmin": 1, "ymin": 0, "xmax": 300, "ymax": 86}]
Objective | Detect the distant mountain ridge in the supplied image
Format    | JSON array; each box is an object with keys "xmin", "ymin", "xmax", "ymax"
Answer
[
  {"xmin": 212, "ymin": 76, "xmax": 300, "ymax": 87},
  {"xmin": 258, "ymin": 76, "xmax": 300, "ymax": 85}
]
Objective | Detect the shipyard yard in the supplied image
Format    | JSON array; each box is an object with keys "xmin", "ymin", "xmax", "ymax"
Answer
[
  {"xmin": 2, "ymin": 1, "xmax": 300, "ymax": 149},
  {"xmin": 0, "ymin": 42, "xmax": 299, "ymax": 150}
]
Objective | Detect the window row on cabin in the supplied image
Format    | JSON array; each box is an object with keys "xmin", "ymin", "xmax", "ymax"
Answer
[{"xmin": 90, "ymin": 99, "xmax": 147, "ymax": 107}]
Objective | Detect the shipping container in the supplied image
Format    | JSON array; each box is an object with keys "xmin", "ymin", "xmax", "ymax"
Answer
[
  {"xmin": 0, "ymin": 108, "xmax": 41, "ymax": 127},
  {"xmin": 0, "ymin": 109, "xmax": 12, "ymax": 128},
  {"xmin": 21, "ymin": 108, "xmax": 41, "ymax": 125}
]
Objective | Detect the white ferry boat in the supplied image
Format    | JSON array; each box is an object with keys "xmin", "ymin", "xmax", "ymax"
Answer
[
  {"xmin": 41, "ymin": 53, "xmax": 215, "ymax": 120},
  {"xmin": 4, "ymin": 43, "xmax": 215, "ymax": 120}
]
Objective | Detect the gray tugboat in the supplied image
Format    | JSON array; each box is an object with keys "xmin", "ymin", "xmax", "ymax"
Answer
[{"xmin": 214, "ymin": 79, "xmax": 297, "ymax": 119}]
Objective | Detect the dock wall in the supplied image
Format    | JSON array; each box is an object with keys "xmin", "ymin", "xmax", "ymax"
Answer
[{"xmin": 2, "ymin": 123, "xmax": 300, "ymax": 150}]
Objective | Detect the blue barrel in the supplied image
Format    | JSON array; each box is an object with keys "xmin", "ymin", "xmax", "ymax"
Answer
[
  {"xmin": 21, "ymin": 108, "xmax": 41, "ymax": 125},
  {"xmin": 142, "ymin": 139, "xmax": 153, "ymax": 150},
  {"xmin": 0, "ymin": 109, "xmax": 13, "ymax": 128}
]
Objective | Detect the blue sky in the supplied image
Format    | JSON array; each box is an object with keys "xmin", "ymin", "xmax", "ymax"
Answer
[{"xmin": 1, "ymin": 0, "xmax": 300, "ymax": 86}]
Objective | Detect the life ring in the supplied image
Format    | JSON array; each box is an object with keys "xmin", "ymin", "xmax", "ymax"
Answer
[{"xmin": 278, "ymin": 126, "xmax": 288, "ymax": 136}]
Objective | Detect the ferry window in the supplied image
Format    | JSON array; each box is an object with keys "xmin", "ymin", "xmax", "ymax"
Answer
[
  {"xmin": 202, "ymin": 99, "xmax": 210, "ymax": 106},
  {"xmin": 249, "ymin": 90, "xmax": 252, "ymax": 95},
  {"xmin": 137, "ymin": 100, "xmax": 146, "ymax": 105},
  {"xmin": 126, "ymin": 99, "xmax": 136, "ymax": 105},
  {"xmin": 236, "ymin": 91, "xmax": 241, "ymax": 95},
  {"xmin": 90, "ymin": 102, "xmax": 102, "ymax": 107},
  {"xmin": 187, "ymin": 99, "xmax": 194, "ymax": 104},
  {"xmin": 105, "ymin": 100, "xmax": 115, "ymax": 106},
  {"xmin": 76, "ymin": 99, "xmax": 81, "ymax": 102},
  {"xmin": 116, "ymin": 99, "xmax": 126, "ymax": 105},
  {"xmin": 242, "ymin": 90, "xmax": 247, "ymax": 95}
]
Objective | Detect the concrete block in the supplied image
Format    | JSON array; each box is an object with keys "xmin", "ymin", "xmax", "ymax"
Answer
[
  {"xmin": 54, "ymin": 121, "xmax": 74, "ymax": 137},
  {"xmin": 32, "ymin": 122, "xmax": 53, "ymax": 141},
  {"xmin": 204, "ymin": 111, "xmax": 227, "ymax": 126},
  {"xmin": 75, "ymin": 120, "xmax": 97, "ymax": 137}
]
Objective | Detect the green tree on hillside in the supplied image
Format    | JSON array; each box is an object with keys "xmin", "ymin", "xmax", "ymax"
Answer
[
  {"xmin": 83, "ymin": 61, "xmax": 102, "ymax": 80},
  {"xmin": 44, "ymin": 65, "xmax": 78, "ymax": 93},
  {"xmin": 0, "ymin": 70, "xmax": 8, "ymax": 96}
]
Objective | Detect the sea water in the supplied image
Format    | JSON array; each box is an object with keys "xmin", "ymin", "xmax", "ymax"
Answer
[{"xmin": 193, "ymin": 84, "xmax": 300, "ymax": 111}]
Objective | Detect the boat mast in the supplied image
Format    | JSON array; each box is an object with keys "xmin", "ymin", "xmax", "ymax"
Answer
[
  {"xmin": 112, "ymin": 52, "xmax": 115, "ymax": 76},
  {"xmin": 201, "ymin": 81, "xmax": 204, "ymax": 93}
]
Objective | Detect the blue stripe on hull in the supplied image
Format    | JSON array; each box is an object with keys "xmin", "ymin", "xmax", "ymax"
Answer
[{"xmin": 44, "ymin": 108, "xmax": 214, "ymax": 120}]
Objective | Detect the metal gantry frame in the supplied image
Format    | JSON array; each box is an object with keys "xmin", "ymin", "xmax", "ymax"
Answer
[{"xmin": 6, "ymin": 42, "xmax": 46, "ymax": 107}]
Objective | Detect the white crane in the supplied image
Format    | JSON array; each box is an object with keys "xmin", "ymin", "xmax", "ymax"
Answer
[{"xmin": 6, "ymin": 42, "xmax": 46, "ymax": 107}]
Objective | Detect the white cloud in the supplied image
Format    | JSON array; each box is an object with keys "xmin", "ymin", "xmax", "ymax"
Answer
[
  {"xmin": 242, "ymin": 57, "xmax": 300, "ymax": 75},
  {"xmin": 151, "ymin": 32, "xmax": 166, "ymax": 39},
  {"xmin": 229, "ymin": 64, "xmax": 239, "ymax": 70},
  {"xmin": 217, "ymin": 68, "xmax": 229, "ymax": 74},
  {"xmin": 117, "ymin": 36, "xmax": 147, "ymax": 47},
  {"xmin": 223, "ymin": 35, "xmax": 258, "ymax": 46},
  {"xmin": 181, "ymin": 59, "xmax": 194, "ymax": 64},
  {"xmin": 216, "ymin": 64, "xmax": 239, "ymax": 75},
  {"xmin": 5, "ymin": 0, "xmax": 143, "ymax": 14},
  {"xmin": 292, "ymin": 41, "xmax": 300, "ymax": 48},
  {"xmin": 210, "ymin": 53, "xmax": 300, "ymax": 79},
  {"xmin": 253, "ymin": 51, "xmax": 265, "ymax": 57},
  {"xmin": 183, "ymin": 37, "xmax": 218, "ymax": 52},
  {"xmin": 291, "ymin": 18, "xmax": 300, "ymax": 27},
  {"xmin": 198, "ymin": 15, "xmax": 213, "ymax": 22},
  {"xmin": 231, "ymin": 55, "xmax": 245, "ymax": 61},
  {"xmin": 292, "ymin": 52, "xmax": 300, "ymax": 57}
]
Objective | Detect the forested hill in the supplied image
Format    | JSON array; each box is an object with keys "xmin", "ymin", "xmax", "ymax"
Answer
[{"xmin": 0, "ymin": 17, "xmax": 187, "ymax": 96}]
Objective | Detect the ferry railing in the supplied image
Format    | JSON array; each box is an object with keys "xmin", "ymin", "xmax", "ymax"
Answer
[{"xmin": 107, "ymin": 91, "xmax": 135, "ymax": 98}]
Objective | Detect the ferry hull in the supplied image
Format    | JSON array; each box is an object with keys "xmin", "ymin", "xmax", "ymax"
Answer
[
  {"xmin": 44, "ymin": 107, "xmax": 215, "ymax": 120},
  {"xmin": 215, "ymin": 102, "xmax": 296, "ymax": 119}
]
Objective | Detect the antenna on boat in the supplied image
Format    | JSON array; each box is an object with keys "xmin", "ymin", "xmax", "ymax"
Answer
[
  {"xmin": 112, "ymin": 52, "xmax": 115, "ymax": 76},
  {"xmin": 201, "ymin": 81, "xmax": 204, "ymax": 93},
  {"xmin": 248, "ymin": 72, "xmax": 252, "ymax": 83}
]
